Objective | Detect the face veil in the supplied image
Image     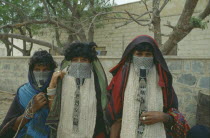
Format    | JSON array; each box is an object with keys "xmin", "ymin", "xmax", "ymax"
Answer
[{"xmin": 33, "ymin": 71, "xmax": 51, "ymax": 88}]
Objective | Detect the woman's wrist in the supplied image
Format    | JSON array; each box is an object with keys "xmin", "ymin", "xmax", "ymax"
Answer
[
  {"xmin": 24, "ymin": 108, "xmax": 34, "ymax": 119},
  {"xmin": 48, "ymin": 82, "xmax": 56, "ymax": 89},
  {"xmin": 162, "ymin": 113, "xmax": 170, "ymax": 123},
  {"xmin": 48, "ymin": 76, "xmax": 58, "ymax": 88}
]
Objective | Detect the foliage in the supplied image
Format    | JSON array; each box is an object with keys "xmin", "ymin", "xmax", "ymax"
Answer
[{"xmin": 190, "ymin": 16, "xmax": 208, "ymax": 30}]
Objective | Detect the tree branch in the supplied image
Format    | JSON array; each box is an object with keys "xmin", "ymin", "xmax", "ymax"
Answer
[
  {"xmin": 141, "ymin": 0, "xmax": 152, "ymax": 19},
  {"xmin": 46, "ymin": 0, "xmax": 57, "ymax": 16},
  {"xmin": 159, "ymin": 0, "xmax": 169, "ymax": 13},
  {"xmin": 177, "ymin": 0, "xmax": 199, "ymax": 28},
  {"xmin": 160, "ymin": 0, "xmax": 199, "ymax": 54},
  {"xmin": 152, "ymin": 0, "xmax": 160, "ymax": 17},
  {"xmin": 164, "ymin": 21, "xmax": 175, "ymax": 30},
  {"xmin": 26, "ymin": 27, "xmax": 34, "ymax": 52},
  {"xmin": 41, "ymin": 0, "xmax": 51, "ymax": 19},
  {"xmin": 0, "ymin": 33, "xmax": 62, "ymax": 54},
  {"xmin": 115, "ymin": 10, "xmax": 153, "ymax": 28},
  {"xmin": 125, "ymin": 10, "xmax": 153, "ymax": 26},
  {"xmin": 0, "ymin": 19, "xmax": 76, "ymax": 32},
  {"xmin": 62, "ymin": 0, "xmax": 74, "ymax": 13},
  {"xmin": 198, "ymin": 0, "xmax": 210, "ymax": 20},
  {"xmin": 0, "ymin": 38, "xmax": 23, "ymax": 52}
]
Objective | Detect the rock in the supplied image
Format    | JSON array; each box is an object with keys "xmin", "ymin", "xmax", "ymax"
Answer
[
  {"xmin": 184, "ymin": 61, "xmax": 191, "ymax": 71},
  {"xmin": 180, "ymin": 87, "xmax": 193, "ymax": 93},
  {"xmin": 196, "ymin": 91, "xmax": 210, "ymax": 128},
  {"xmin": 198, "ymin": 77, "xmax": 210, "ymax": 89},
  {"xmin": 177, "ymin": 74, "xmax": 197, "ymax": 86},
  {"xmin": 192, "ymin": 61, "xmax": 204, "ymax": 74},
  {"xmin": 185, "ymin": 103, "xmax": 197, "ymax": 114},
  {"xmin": 168, "ymin": 60, "xmax": 182, "ymax": 71}
]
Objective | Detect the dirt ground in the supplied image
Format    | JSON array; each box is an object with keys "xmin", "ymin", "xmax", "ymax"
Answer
[{"xmin": 0, "ymin": 91, "xmax": 15, "ymax": 124}]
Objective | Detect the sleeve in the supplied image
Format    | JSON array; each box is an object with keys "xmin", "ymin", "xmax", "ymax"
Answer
[
  {"xmin": 0, "ymin": 94, "xmax": 24, "ymax": 138},
  {"xmin": 105, "ymin": 75, "xmax": 123, "ymax": 127},
  {"xmin": 165, "ymin": 108, "xmax": 190, "ymax": 138}
]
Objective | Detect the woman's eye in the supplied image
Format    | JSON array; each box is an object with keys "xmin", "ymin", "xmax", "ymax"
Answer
[
  {"xmin": 81, "ymin": 59, "xmax": 88, "ymax": 62},
  {"xmin": 72, "ymin": 59, "xmax": 78, "ymax": 62},
  {"xmin": 34, "ymin": 69, "xmax": 40, "ymax": 71},
  {"xmin": 146, "ymin": 53, "xmax": 152, "ymax": 56}
]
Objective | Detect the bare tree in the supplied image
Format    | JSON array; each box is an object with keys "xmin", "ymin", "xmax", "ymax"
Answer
[
  {"xmin": 115, "ymin": 0, "xmax": 210, "ymax": 55},
  {"xmin": 0, "ymin": 0, "xmax": 112, "ymax": 55}
]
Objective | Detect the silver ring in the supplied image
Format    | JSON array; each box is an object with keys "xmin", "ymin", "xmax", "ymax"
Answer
[
  {"xmin": 142, "ymin": 116, "xmax": 146, "ymax": 121},
  {"xmin": 57, "ymin": 70, "xmax": 60, "ymax": 73}
]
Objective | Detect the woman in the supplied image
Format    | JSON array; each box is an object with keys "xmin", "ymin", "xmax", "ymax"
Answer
[
  {"xmin": 0, "ymin": 50, "xmax": 57, "ymax": 138},
  {"xmin": 106, "ymin": 35, "xmax": 190, "ymax": 138},
  {"xmin": 46, "ymin": 42, "xmax": 108, "ymax": 138}
]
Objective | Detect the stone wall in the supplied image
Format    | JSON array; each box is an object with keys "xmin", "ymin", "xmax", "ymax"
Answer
[
  {"xmin": 165, "ymin": 57, "xmax": 210, "ymax": 126},
  {"xmin": 0, "ymin": 56, "xmax": 210, "ymax": 127}
]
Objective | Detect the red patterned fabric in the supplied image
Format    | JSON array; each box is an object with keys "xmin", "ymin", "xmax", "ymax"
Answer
[{"xmin": 167, "ymin": 108, "xmax": 190, "ymax": 138}]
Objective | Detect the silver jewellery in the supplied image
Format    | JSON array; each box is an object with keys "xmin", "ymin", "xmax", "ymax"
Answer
[
  {"xmin": 47, "ymin": 87, "xmax": 56, "ymax": 95},
  {"xmin": 72, "ymin": 85, "xmax": 81, "ymax": 132},
  {"xmin": 24, "ymin": 107, "xmax": 34, "ymax": 119},
  {"xmin": 136, "ymin": 68, "xmax": 148, "ymax": 136},
  {"xmin": 57, "ymin": 70, "xmax": 61, "ymax": 73}
]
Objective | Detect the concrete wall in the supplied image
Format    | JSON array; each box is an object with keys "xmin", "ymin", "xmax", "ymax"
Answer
[
  {"xmin": 0, "ymin": 47, "xmax": 6, "ymax": 56},
  {"xmin": 0, "ymin": 56, "xmax": 209, "ymax": 127}
]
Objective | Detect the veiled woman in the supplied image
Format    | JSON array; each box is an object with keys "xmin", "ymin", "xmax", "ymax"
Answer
[
  {"xmin": 46, "ymin": 42, "xmax": 108, "ymax": 138},
  {"xmin": 106, "ymin": 35, "xmax": 190, "ymax": 138},
  {"xmin": 0, "ymin": 50, "xmax": 57, "ymax": 138}
]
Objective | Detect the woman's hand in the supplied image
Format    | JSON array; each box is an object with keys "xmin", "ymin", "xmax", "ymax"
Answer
[
  {"xmin": 140, "ymin": 111, "xmax": 170, "ymax": 125},
  {"xmin": 48, "ymin": 71, "xmax": 66, "ymax": 89},
  {"xmin": 32, "ymin": 92, "xmax": 48, "ymax": 113},
  {"xmin": 110, "ymin": 119, "xmax": 122, "ymax": 138}
]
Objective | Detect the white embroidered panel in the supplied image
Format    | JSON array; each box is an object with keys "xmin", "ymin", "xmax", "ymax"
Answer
[
  {"xmin": 57, "ymin": 71, "xmax": 97, "ymax": 138},
  {"xmin": 120, "ymin": 64, "xmax": 166, "ymax": 138}
]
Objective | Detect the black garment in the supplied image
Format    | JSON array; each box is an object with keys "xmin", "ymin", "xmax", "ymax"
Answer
[
  {"xmin": 93, "ymin": 70, "xmax": 107, "ymax": 137},
  {"xmin": 187, "ymin": 125, "xmax": 210, "ymax": 138}
]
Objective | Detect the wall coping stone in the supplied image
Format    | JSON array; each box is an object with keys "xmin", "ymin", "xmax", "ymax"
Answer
[
  {"xmin": 0, "ymin": 56, "xmax": 121, "ymax": 60},
  {"xmin": 0, "ymin": 56, "xmax": 210, "ymax": 60}
]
